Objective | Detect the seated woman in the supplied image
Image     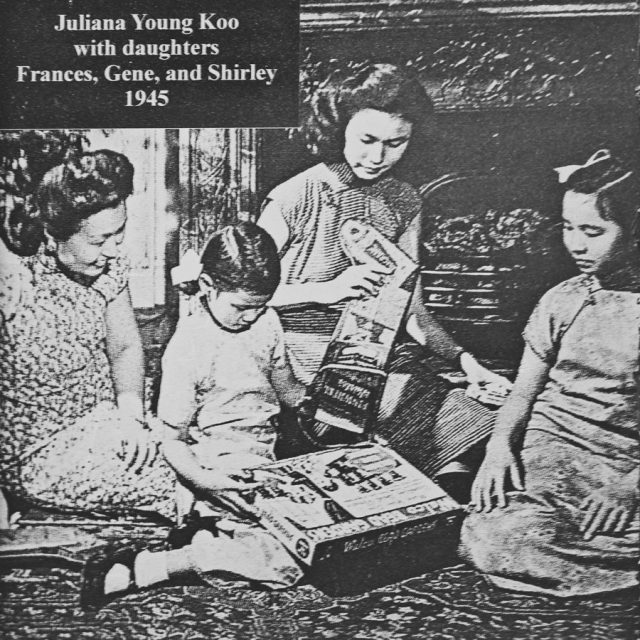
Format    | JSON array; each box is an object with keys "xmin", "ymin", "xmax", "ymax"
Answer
[
  {"xmin": 258, "ymin": 63, "xmax": 510, "ymax": 481},
  {"xmin": 0, "ymin": 150, "xmax": 175, "ymax": 520},
  {"xmin": 460, "ymin": 150, "xmax": 639, "ymax": 597}
]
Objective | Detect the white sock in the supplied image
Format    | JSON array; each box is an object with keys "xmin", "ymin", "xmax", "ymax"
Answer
[
  {"xmin": 133, "ymin": 550, "xmax": 170, "ymax": 588},
  {"xmin": 103, "ymin": 563, "xmax": 131, "ymax": 595},
  {"xmin": 191, "ymin": 528, "xmax": 217, "ymax": 548}
]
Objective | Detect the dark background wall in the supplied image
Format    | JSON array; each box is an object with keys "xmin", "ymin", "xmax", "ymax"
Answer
[
  {"xmin": 254, "ymin": 11, "xmax": 638, "ymax": 364},
  {"xmin": 260, "ymin": 16, "xmax": 638, "ymax": 193}
]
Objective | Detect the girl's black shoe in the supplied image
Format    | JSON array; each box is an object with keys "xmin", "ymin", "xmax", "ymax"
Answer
[
  {"xmin": 167, "ymin": 511, "xmax": 220, "ymax": 549},
  {"xmin": 80, "ymin": 543, "xmax": 141, "ymax": 610}
]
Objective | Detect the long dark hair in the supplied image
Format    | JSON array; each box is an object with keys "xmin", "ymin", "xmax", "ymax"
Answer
[
  {"xmin": 4, "ymin": 150, "xmax": 133, "ymax": 254},
  {"xmin": 303, "ymin": 63, "xmax": 433, "ymax": 165},
  {"xmin": 182, "ymin": 223, "xmax": 281, "ymax": 297},
  {"xmin": 564, "ymin": 150, "xmax": 639, "ymax": 245}
]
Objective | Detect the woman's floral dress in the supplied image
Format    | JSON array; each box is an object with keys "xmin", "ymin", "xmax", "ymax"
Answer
[{"xmin": 0, "ymin": 240, "xmax": 175, "ymax": 520}]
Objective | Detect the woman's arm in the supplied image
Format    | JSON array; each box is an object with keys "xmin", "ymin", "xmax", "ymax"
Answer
[
  {"xmin": 397, "ymin": 217, "xmax": 462, "ymax": 359},
  {"xmin": 105, "ymin": 286, "xmax": 160, "ymax": 472},
  {"xmin": 258, "ymin": 204, "xmax": 386, "ymax": 308},
  {"xmin": 406, "ymin": 294, "xmax": 510, "ymax": 386},
  {"xmin": 105, "ymin": 286, "xmax": 145, "ymax": 418},
  {"xmin": 266, "ymin": 312, "xmax": 306, "ymax": 407},
  {"xmin": 399, "ymin": 216, "xmax": 510, "ymax": 386},
  {"xmin": 471, "ymin": 345, "xmax": 550, "ymax": 511},
  {"xmin": 405, "ymin": 301, "xmax": 464, "ymax": 362}
]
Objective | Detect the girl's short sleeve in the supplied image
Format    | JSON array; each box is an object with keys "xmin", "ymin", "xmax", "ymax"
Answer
[
  {"xmin": 522, "ymin": 277, "xmax": 588, "ymax": 365},
  {"xmin": 523, "ymin": 295, "xmax": 557, "ymax": 364},
  {"xmin": 386, "ymin": 179, "xmax": 422, "ymax": 238},
  {"xmin": 157, "ymin": 323, "xmax": 198, "ymax": 429},
  {"xmin": 92, "ymin": 255, "xmax": 130, "ymax": 303},
  {"xmin": 257, "ymin": 308, "xmax": 287, "ymax": 370},
  {"xmin": 260, "ymin": 170, "xmax": 317, "ymax": 246}
]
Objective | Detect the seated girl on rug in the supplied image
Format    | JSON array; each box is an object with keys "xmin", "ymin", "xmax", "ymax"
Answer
[
  {"xmin": 460, "ymin": 150, "xmax": 639, "ymax": 598},
  {"xmin": 82, "ymin": 222, "xmax": 308, "ymax": 607}
]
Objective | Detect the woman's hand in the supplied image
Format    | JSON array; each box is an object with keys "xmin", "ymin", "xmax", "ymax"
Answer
[
  {"xmin": 579, "ymin": 475, "xmax": 639, "ymax": 540},
  {"xmin": 470, "ymin": 440, "xmax": 524, "ymax": 512},
  {"xmin": 116, "ymin": 415, "xmax": 160, "ymax": 474},
  {"xmin": 115, "ymin": 395, "xmax": 159, "ymax": 474},
  {"xmin": 322, "ymin": 265, "xmax": 389, "ymax": 304},
  {"xmin": 460, "ymin": 352, "xmax": 513, "ymax": 389}
]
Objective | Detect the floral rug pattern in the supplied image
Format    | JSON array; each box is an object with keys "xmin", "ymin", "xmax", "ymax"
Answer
[{"xmin": 2, "ymin": 521, "xmax": 637, "ymax": 640}]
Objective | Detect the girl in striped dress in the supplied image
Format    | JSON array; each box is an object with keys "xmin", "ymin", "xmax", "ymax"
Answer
[{"xmin": 258, "ymin": 63, "xmax": 511, "ymax": 483}]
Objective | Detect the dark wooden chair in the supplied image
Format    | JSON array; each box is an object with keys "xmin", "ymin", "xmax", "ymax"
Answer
[{"xmin": 419, "ymin": 172, "xmax": 567, "ymax": 365}]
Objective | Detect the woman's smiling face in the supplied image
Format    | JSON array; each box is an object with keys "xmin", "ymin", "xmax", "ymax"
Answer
[
  {"xmin": 562, "ymin": 190, "xmax": 628, "ymax": 276},
  {"xmin": 343, "ymin": 109, "xmax": 413, "ymax": 181},
  {"xmin": 53, "ymin": 203, "xmax": 127, "ymax": 277}
]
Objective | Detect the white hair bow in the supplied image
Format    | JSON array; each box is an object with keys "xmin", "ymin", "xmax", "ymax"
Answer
[
  {"xmin": 554, "ymin": 149, "xmax": 631, "ymax": 190},
  {"xmin": 170, "ymin": 249, "xmax": 203, "ymax": 285}
]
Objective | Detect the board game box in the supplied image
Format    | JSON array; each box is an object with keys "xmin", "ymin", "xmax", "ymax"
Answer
[{"xmin": 229, "ymin": 443, "xmax": 463, "ymax": 571}]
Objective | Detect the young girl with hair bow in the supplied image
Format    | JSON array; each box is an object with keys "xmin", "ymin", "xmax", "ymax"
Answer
[
  {"xmin": 82, "ymin": 222, "xmax": 307, "ymax": 607},
  {"xmin": 460, "ymin": 150, "xmax": 640, "ymax": 597}
]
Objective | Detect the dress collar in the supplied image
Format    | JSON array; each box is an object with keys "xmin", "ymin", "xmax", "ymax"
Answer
[
  {"xmin": 324, "ymin": 162, "xmax": 393, "ymax": 191},
  {"xmin": 326, "ymin": 162, "xmax": 358, "ymax": 188},
  {"xmin": 198, "ymin": 294, "xmax": 239, "ymax": 334},
  {"xmin": 34, "ymin": 245, "xmax": 103, "ymax": 288}
]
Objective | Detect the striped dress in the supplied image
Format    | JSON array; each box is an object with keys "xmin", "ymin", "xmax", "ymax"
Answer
[{"xmin": 261, "ymin": 162, "xmax": 495, "ymax": 476}]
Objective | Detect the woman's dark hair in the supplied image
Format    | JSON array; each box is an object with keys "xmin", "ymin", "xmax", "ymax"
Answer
[
  {"xmin": 183, "ymin": 222, "xmax": 281, "ymax": 297},
  {"xmin": 303, "ymin": 63, "xmax": 433, "ymax": 163},
  {"xmin": 5, "ymin": 149, "xmax": 134, "ymax": 253},
  {"xmin": 564, "ymin": 150, "xmax": 639, "ymax": 243}
]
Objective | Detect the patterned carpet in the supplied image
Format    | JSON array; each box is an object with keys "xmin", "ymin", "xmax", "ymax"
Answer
[{"xmin": 1, "ymin": 521, "xmax": 638, "ymax": 640}]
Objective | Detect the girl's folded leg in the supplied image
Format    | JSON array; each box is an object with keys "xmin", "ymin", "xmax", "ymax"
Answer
[
  {"xmin": 81, "ymin": 524, "xmax": 304, "ymax": 608},
  {"xmin": 185, "ymin": 524, "xmax": 304, "ymax": 589}
]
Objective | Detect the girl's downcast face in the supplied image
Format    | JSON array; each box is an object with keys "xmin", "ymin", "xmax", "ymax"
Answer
[
  {"xmin": 203, "ymin": 285, "xmax": 271, "ymax": 332},
  {"xmin": 562, "ymin": 190, "xmax": 629, "ymax": 276},
  {"xmin": 343, "ymin": 109, "xmax": 413, "ymax": 182}
]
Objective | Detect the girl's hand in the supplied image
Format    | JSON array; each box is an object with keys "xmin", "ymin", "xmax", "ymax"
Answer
[
  {"xmin": 195, "ymin": 469, "xmax": 261, "ymax": 497},
  {"xmin": 579, "ymin": 478, "xmax": 639, "ymax": 540},
  {"xmin": 466, "ymin": 382, "xmax": 511, "ymax": 408},
  {"xmin": 323, "ymin": 265, "xmax": 389, "ymax": 304},
  {"xmin": 470, "ymin": 440, "xmax": 524, "ymax": 512}
]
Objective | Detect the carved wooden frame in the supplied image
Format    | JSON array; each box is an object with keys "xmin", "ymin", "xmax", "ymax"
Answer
[{"xmin": 300, "ymin": 1, "xmax": 638, "ymax": 32}]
